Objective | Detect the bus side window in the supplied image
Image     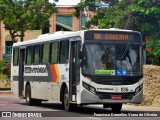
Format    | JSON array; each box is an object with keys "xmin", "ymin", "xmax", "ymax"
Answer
[
  {"xmin": 42, "ymin": 43, "xmax": 50, "ymax": 64},
  {"xmin": 26, "ymin": 46, "xmax": 33, "ymax": 65},
  {"xmin": 13, "ymin": 48, "xmax": 19, "ymax": 66},
  {"xmin": 50, "ymin": 42, "xmax": 59, "ymax": 64},
  {"xmin": 59, "ymin": 40, "xmax": 69, "ymax": 64},
  {"xmin": 33, "ymin": 45, "xmax": 41, "ymax": 64}
]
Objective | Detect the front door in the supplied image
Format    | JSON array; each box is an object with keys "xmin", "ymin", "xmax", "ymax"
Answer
[{"xmin": 69, "ymin": 41, "xmax": 80, "ymax": 102}]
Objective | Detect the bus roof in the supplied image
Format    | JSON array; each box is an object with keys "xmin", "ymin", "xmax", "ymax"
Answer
[
  {"xmin": 13, "ymin": 29, "xmax": 139, "ymax": 47},
  {"xmin": 13, "ymin": 31, "xmax": 82, "ymax": 47}
]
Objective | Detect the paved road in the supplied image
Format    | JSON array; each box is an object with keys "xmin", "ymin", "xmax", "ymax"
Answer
[{"xmin": 0, "ymin": 92, "xmax": 160, "ymax": 120}]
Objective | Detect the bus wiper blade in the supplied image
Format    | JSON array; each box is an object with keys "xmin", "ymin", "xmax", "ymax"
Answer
[{"xmin": 121, "ymin": 43, "xmax": 130, "ymax": 60}]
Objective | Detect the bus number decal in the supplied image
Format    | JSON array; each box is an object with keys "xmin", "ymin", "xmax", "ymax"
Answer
[{"xmin": 121, "ymin": 87, "xmax": 129, "ymax": 92}]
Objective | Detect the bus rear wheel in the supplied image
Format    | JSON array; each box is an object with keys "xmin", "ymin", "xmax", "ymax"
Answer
[
  {"xmin": 63, "ymin": 88, "xmax": 74, "ymax": 111},
  {"xmin": 26, "ymin": 85, "xmax": 34, "ymax": 106}
]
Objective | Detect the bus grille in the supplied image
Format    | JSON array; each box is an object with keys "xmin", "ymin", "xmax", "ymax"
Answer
[
  {"xmin": 92, "ymin": 76, "xmax": 142, "ymax": 85},
  {"xmin": 96, "ymin": 80, "xmax": 136, "ymax": 85},
  {"xmin": 96, "ymin": 92, "xmax": 135, "ymax": 100}
]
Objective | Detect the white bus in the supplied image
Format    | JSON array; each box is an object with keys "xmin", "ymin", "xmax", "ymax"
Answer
[{"xmin": 11, "ymin": 29, "xmax": 143, "ymax": 112}]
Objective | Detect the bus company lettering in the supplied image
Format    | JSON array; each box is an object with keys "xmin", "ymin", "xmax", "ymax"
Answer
[
  {"xmin": 32, "ymin": 67, "xmax": 47, "ymax": 73},
  {"xmin": 25, "ymin": 67, "xmax": 47, "ymax": 73},
  {"xmin": 97, "ymin": 88, "xmax": 113, "ymax": 91}
]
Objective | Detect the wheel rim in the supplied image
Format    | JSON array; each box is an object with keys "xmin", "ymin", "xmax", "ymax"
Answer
[
  {"xmin": 26, "ymin": 93, "xmax": 29, "ymax": 103},
  {"xmin": 26, "ymin": 91, "xmax": 30, "ymax": 103},
  {"xmin": 26, "ymin": 86, "xmax": 30, "ymax": 104},
  {"xmin": 64, "ymin": 93, "xmax": 69, "ymax": 108}
]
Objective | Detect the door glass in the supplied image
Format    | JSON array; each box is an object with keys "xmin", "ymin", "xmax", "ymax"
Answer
[{"xmin": 59, "ymin": 40, "xmax": 69, "ymax": 64}]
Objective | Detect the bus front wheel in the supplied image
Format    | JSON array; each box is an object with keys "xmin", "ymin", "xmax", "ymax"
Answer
[{"xmin": 63, "ymin": 88, "xmax": 74, "ymax": 111}]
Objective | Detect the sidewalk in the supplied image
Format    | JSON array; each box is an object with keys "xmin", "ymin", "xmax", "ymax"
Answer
[{"xmin": 123, "ymin": 104, "xmax": 160, "ymax": 111}]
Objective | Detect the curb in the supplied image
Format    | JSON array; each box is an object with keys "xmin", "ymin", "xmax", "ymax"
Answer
[
  {"xmin": 0, "ymin": 89, "xmax": 12, "ymax": 94},
  {"xmin": 0, "ymin": 88, "xmax": 11, "ymax": 90}
]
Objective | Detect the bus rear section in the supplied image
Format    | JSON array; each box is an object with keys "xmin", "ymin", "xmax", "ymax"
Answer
[
  {"xmin": 11, "ymin": 32, "xmax": 82, "ymax": 110},
  {"xmin": 79, "ymin": 30, "xmax": 143, "ymax": 112}
]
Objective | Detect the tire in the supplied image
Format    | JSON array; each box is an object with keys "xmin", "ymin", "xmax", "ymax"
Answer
[
  {"xmin": 63, "ymin": 87, "xmax": 74, "ymax": 111},
  {"xmin": 25, "ymin": 85, "xmax": 34, "ymax": 106},
  {"xmin": 111, "ymin": 103, "xmax": 122, "ymax": 113}
]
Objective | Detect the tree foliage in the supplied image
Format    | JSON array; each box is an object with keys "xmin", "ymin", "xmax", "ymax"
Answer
[
  {"xmin": 0, "ymin": 0, "xmax": 58, "ymax": 42},
  {"xmin": 76, "ymin": 0, "xmax": 160, "ymax": 65}
]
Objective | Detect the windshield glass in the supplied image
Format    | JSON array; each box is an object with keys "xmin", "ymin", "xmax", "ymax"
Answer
[{"xmin": 82, "ymin": 43, "xmax": 141, "ymax": 76}]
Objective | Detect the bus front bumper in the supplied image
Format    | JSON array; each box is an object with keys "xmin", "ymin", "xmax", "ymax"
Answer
[{"xmin": 81, "ymin": 89, "xmax": 143, "ymax": 104}]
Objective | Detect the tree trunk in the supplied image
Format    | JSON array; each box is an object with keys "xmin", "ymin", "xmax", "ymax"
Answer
[{"xmin": 20, "ymin": 31, "xmax": 24, "ymax": 42}]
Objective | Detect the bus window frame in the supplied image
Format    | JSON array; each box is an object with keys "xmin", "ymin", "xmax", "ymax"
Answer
[
  {"xmin": 33, "ymin": 44, "xmax": 41, "ymax": 65},
  {"xmin": 59, "ymin": 39, "xmax": 69, "ymax": 64},
  {"xmin": 41, "ymin": 42, "xmax": 50, "ymax": 65},
  {"xmin": 50, "ymin": 41, "xmax": 59, "ymax": 64},
  {"xmin": 25, "ymin": 45, "xmax": 34, "ymax": 65},
  {"xmin": 13, "ymin": 47, "xmax": 19, "ymax": 66}
]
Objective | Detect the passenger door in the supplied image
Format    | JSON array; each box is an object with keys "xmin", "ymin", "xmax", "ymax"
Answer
[
  {"xmin": 69, "ymin": 40, "xmax": 80, "ymax": 102},
  {"xmin": 18, "ymin": 48, "xmax": 26, "ymax": 97}
]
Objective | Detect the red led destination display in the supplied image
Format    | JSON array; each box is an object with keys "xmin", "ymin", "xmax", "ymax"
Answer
[{"xmin": 94, "ymin": 33, "xmax": 129, "ymax": 40}]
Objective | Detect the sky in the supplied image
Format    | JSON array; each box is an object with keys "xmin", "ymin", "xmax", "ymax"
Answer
[{"xmin": 49, "ymin": 0, "xmax": 80, "ymax": 6}]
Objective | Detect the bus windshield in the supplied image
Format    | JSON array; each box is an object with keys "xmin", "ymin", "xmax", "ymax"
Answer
[{"xmin": 82, "ymin": 43, "xmax": 142, "ymax": 76}]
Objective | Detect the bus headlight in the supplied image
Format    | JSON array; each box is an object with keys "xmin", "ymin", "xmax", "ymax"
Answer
[
  {"xmin": 90, "ymin": 86, "xmax": 96, "ymax": 94},
  {"xmin": 83, "ymin": 82, "xmax": 89, "ymax": 90},
  {"xmin": 83, "ymin": 82, "xmax": 96, "ymax": 94},
  {"xmin": 135, "ymin": 84, "xmax": 143, "ymax": 95}
]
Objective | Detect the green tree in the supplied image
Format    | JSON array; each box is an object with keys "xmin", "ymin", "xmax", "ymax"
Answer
[
  {"xmin": 76, "ymin": 0, "xmax": 160, "ymax": 31},
  {"xmin": 75, "ymin": 0, "xmax": 160, "ymax": 65},
  {"xmin": 145, "ymin": 34, "xmax": 160, "ymax": 65},
  {"xmin": 74, "ymin": 0, "xmax": 119, "ymax": 28},
  {"xmin": 0, "ymin": 0, "xmax": 58, "ymax": 42}
]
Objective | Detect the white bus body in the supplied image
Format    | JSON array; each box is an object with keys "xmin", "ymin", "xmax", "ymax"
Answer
[{"xmin": 11, "ymin": 29, "xmax": 143, "ymax": 112}]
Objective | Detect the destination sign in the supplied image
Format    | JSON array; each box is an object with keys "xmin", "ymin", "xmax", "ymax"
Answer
[
  {"xmin": 85, "ymin": 31, "xmax": 142, "ymax": 42},
  {"xmin": 94, "ymin": 33, "xmax": 129, "ymax": 40}
]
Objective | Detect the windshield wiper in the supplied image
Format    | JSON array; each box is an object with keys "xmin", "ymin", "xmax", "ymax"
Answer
[{"xmin": 120, "ymin": 43, "xmax": 130, "ymax": 60}]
